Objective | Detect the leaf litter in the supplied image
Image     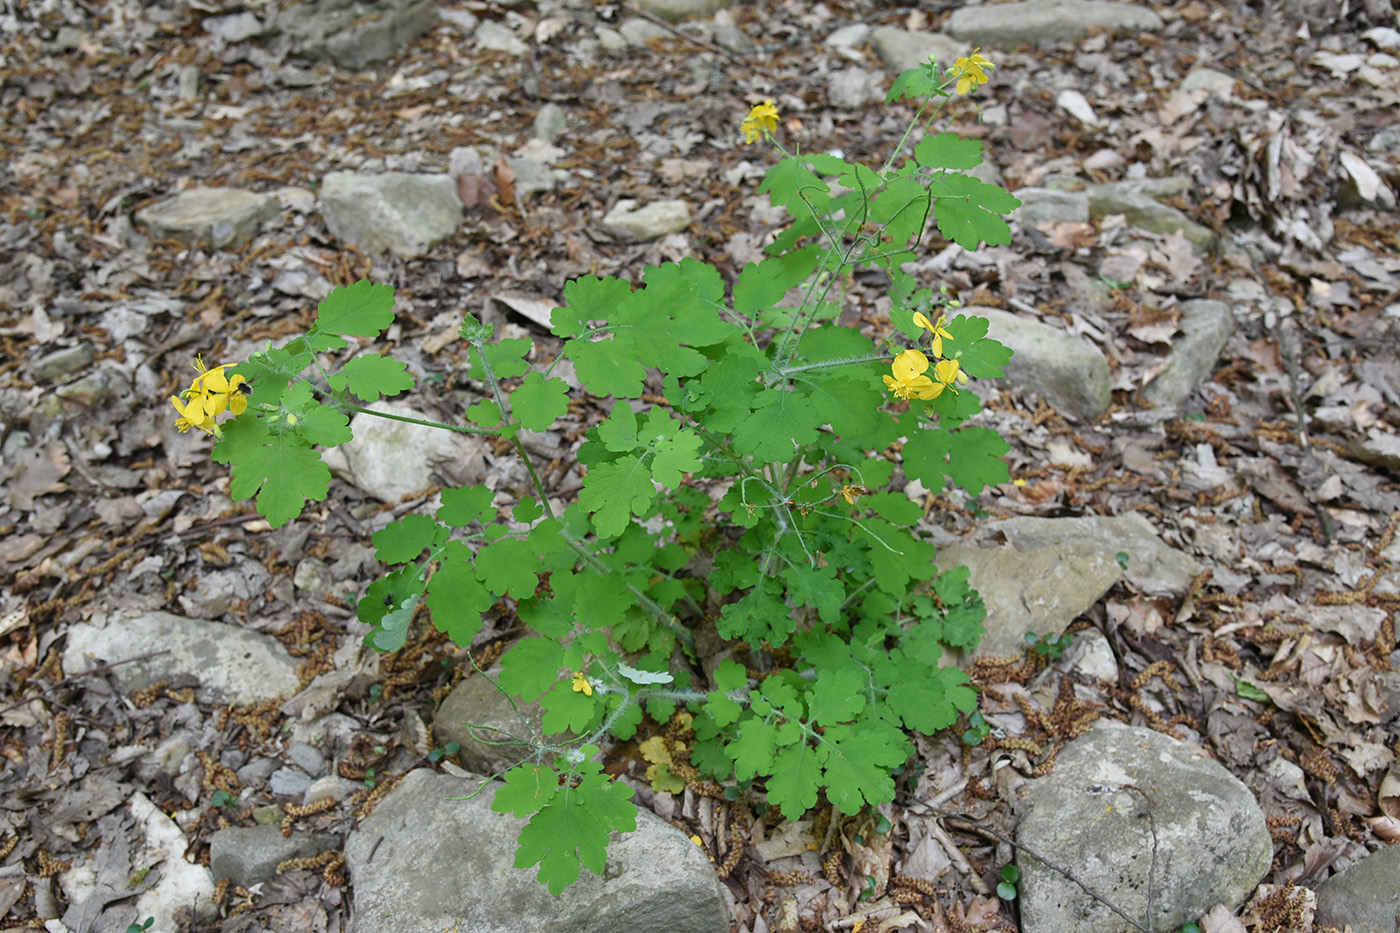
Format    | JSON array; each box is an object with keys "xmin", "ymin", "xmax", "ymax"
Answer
[{"xmin": 0, "ymin": 0, "xmax": 1399, "ymax": 930}]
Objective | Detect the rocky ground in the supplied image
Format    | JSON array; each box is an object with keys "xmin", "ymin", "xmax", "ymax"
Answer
[{"xmin": 1, "ymin": 0, "xmax": 1399, "ymax": 931}]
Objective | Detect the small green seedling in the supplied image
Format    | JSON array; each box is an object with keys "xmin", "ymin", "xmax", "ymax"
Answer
[
  {"xmin": 210, "ymin": 790, "xmax": 236, "ymax": 808},
  {"xmin": 997, "ymin": 863, "xmax": 1020, "ymax": 900},
  {"xmin": 126, "ymin": 920, "xmax": 154, "ymax": 933},
  {"xmin": 1025, "ymin": 631, "xmax": 1073, "ymax": 660},
  {"xmin": 428, "ymin": 741, "xmax": 461, "ymax": 763},
  {"xmin": 1115, "ymin": 551, "xmax": 1130, "ymax": 570},
  {"xmin": 962, "ymin": 710, "xmax": 991, "ymax": 747}
]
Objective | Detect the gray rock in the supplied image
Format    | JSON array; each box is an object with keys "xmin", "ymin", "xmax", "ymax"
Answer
[
  {"xmin": 321, "ymin": 400, "xmax": 486, "ymax": 502},
  {"xmin": 826, "ymin": 23, "xmax": 872, "ymax": 50},
  {"xmin": 236, "ymin": 758, "xmax": 278, "ymax": 786},
  {"xmin": 602, "ymin": 199, "xmax": 691, "ymax": 241},
  {"xmin": 319, "ymin": 172, "xmax": 462, "ymax": 257},
  {"xmin": 618, "ymin": 19, "xmax": 671, "ymax": 45},
  {"xmin": 346, "ymin": 769, "xmax": 729, "ymax": 933},
  {"xmin": 1314, "ymin": 843, "xmax": 1400, "ymax": 933},
  {"xmin": 275, "ymin": 0, "xmax": 437, "ymax": 70},
  {"xmin": 507, "ymin": 156, "xmax": 557, "ymax": 197},
  {"xmin": 33, "ymin": 344, "xmax": 94, "ymax": 381},
  {"xmin": 532, "ymin": 103, "xmax": 567, "ymax": 143},
  {"xmin": 1015, "ymin": 187, "xmax": 1090, "ymax": 229},
  {"xmin": 871, "ymin": 27, "xmax": 966, "ymax": 75},
  {"xmin": 1087, "ymin": 183, "xmax": 1215, "ymax": 251},
  {"xmin": 1349, "ymin": 428, "xmax": 1400, "ymax": 475},
  {"xmin": 287, "ymin": 741, "xmax": 327, "ymax": 777},
  {"xmin": 269, "ymin": 768, "xmax": 314, "ymax": 797},
  {"xmin": 985, "ymin": 512, "xmax": 1201, "ymax": 596},
  {"xmin": 435, "ymin": 669, "xmax": 566, "ymax": 775},
  {"xmin": 1367, "ymin": 124, "xmax": 1400, "ymax": 154},
  {"xmin": 966, "ymin": 306, "xmax": 1112, "ymax": 420},
  {"xmin": 209, "ymin": 825, "xmax": 335, "ymax": 886},
  {"xmin": 713, "ymin": 19, "xmax": 754, "ymax": 55},
  {"xmin": 1068, "ymin": 629, "xmax": 1118, "ymax": 681},
  {"xmin": 205, "ymin": 11, "xmax": 265, "ymax": 43},
  {"xmin": 179, "ymin": 560, "xmax": 274, "ymax": 618},
  {"xmin": 829, "ymin": 67, "xmax": 881, "ymax": 109},
  {"xmin": 947, "ymin": 0, "xmax": 1163, "ymax": 48},
  {"xmin": 63, "ymin": 611, "xmax": 301, "ymax": 706},
  {"xmin": 936, "ymin": 542, "xmax": 1120, "ymax": 659},
  {"xmin": 1141, "ymin": 300, "xmax": 1235, "ymax": 408},
  {"xmin": 1090, "ymin": 176, "xmax": 1193, "ymax": 199},
  {"xmin": 631, "ymin": 0, "xmax": 731, "ymax": 23},
  {"xmin": 177, "ymin": 64, "xmax": 201, "ymax": 101},
  {"xmin": 475, "ymin": 20, "xmax": 529, "ymax": 55},
  {"xmin": 1181, "ymin": 68, "xmax": 1237, "ymax": 96},
  {"xmin": 596, "ymin": 27, "xmax": 628, "ymax": 53},
  {"xmin": 134, "ymin": 188, "xmax": 279, "ymax": 250},
  {"xmin": 1016, "ymin": 721, "xmax": 1273, "ymax": 933}
]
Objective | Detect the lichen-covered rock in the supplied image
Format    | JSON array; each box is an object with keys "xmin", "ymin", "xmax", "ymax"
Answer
[{"xmin": 1016, "ymin": 721, "xmax": 1273, "ymax": 933}]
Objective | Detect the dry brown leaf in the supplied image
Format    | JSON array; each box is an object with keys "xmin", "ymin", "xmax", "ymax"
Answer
[
  {"xmin": 455, "ymin": 173, "xmax": 495, "ymax": 210},
  {"xmin": 1376, "ymin": 767, "xmax": 1400, "ymax": 819},
  {"xmin": 1200, "ymin": 902, "xmax": 1248, "ymax": 933},
  {"xmin": 1127, "ymin": 304, "xmax": 1181, "ymax": 345},
  {"xmin": 7, "ymin": 442, "xmax": 71, "ymax": 510},
  {"xmin": 494, "ymin": 155, "xmax": 516, "ymax": 206}
]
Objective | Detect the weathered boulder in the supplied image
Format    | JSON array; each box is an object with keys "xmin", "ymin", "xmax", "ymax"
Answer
[
  {"xmin": 1016, "ymin": 721, "xmax": 1273, "ymax": 933},
  {"xmin": 345, "ymin": 769, "xmax": 730, "ymax": 933}
]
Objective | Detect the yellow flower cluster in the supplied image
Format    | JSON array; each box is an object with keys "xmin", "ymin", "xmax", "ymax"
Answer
[
  {"xmin": 169, "ymin": 356, "xmax": 247, "ymax": 437},
  {"xmin": 741, "ymin": 99, "xmax": 779, "ymax": 144},
  {"xmin": 950, "ymin": 50, "xmax": 993, "ymax": 95},
  {"xmin": 882, "ymin": 313, "xmax": 967, "ymax": 401}
]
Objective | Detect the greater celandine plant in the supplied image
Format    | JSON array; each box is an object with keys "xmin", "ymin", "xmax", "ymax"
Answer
[{"xmin": 177, "ymin": 52, "xmax": 1020, "ymax": 894}]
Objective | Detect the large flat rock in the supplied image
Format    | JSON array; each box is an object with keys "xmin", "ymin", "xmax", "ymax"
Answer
[
  {"xmin": 63, "ymin": 611, "xmax": 301, "ymax": 706},
  {"xmin": 345, "ymin": 768, "xmax": 729, "ymax": 933}
]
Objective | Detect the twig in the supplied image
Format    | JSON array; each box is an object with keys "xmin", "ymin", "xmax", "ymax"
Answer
[
  {"xmin": 620, "ymin": 4, "xmax": 758, "ymax": 69},
  {"xmin": 927, "ymin": 815, "xmax": 991, "ymax": 896},
  {"xmin": 0, "ymin": 650, "xmax": 171, "ymax": 717}
]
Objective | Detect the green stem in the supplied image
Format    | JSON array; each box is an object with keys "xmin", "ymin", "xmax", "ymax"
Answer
[
  {"xmin": 772, "ymin": 352, "xmax": 891, "ymax": 379},
  {"xmin": 341, "ymin": 403, "xmax": 497, "ymax": 436}
]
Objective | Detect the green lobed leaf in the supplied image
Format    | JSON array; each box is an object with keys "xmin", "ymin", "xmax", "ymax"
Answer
[
  {"xmin": 331, "ymin": 353, "xmax": 415, "ymax": 400},
  {"xmin": 511, "ymin": 764, "xmax": 636, "ymax": 896},
  {"xmin": 579, "ymin": 455, "xmax": 654, "ymax": 538},
  {"xmin": 372, "ymin": 513, "xmax": 448, "ymax": 563},
  {"xmin": 820, "ymin": 721, "xmax": 907, "ymax": 814},
  {"xmin": 425, "ymin": 543, "xmax": 493, "ymax": 645},
  {"xmin": 511, "ymin": 373, "xmax": 570, "ymax": 431},
  {"xmin": 766, "ymin": 742, "xmax": 823, "ymax": 821},
  {"xmin": 437, "ymin": 484, "xmax": 497, "ymax": 527},
  {"xmin": 930, "ymin": 173, "xmax": 1020, "ymax": 251},
  {"xmin": 886, "ymin": 59, "xmax": 940, "ymax": 103},
  {"xmin": 213, "ymin": 416, "xmax": 328, "ymax": 528},
  {"xmin": 312, "ymin": 280, "xmax": 395, "ymax": 340},
  {"xmin": 475, "ymin": 537, "xmax": 540, "ymax": 599},
  {"xmin": 914, "ymin": 132, "xmax": 985, "ymax": 171}
]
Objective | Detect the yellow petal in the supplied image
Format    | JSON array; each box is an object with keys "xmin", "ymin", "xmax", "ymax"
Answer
[{"xmin": 892, "ymin": 349, "xmax": 930, "ymax": 381}]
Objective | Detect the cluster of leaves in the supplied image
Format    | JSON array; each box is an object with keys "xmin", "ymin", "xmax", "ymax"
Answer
[{"xmin": 209, "ymin": 59, "xmax": 1019, "ymax": 895}]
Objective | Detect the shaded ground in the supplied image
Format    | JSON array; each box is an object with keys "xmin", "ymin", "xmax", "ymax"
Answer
[{"xmin": 1, "ymin": 0, "xmax": 1398, "ymax": 930}]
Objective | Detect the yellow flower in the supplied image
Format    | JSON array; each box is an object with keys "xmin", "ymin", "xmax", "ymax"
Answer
[
  {"xmin": 950, "ymin": 50, "xmax": 993, "ymax": 95},
  {"xmin": 882, "ymin": 349, "xmax": 941, "ymax": 401},
  {"xmin": 170, "ymin": 393, "xmax": 218, "ymax": 436},
  {"xmin": 170, "ymin": 356, "xmax": 248, "ymax": 437},
  {"xmin": 189, "ymin": 356, "xmax": 248, "ymax": 419},
  {"xmin": 741, "ymin": 99, "xmax": 779, "ymax": 144},
  {"xmin": 932, "ymin": 358, "xmax": 965, "ymax": 392},
  {"xmin": 840, "ymin": 485, "xmax": 862, "ymax": 506},
  {"xmin": 911, "ymin": 312, "xmax": 955, "ymax": 358},
  {"xmin": 571, "ymin": 672, "xmax": 593, "ymax": 697}
]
